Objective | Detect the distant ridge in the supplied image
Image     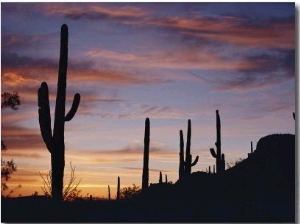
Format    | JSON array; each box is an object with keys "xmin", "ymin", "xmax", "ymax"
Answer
[{"xmin": 176, "ymin": 133, "xmax": 295, "ymax": 202}]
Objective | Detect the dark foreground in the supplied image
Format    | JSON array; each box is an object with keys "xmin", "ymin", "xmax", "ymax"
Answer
[
  {"xmin": 2, "ymin": 134, "xmax": 296, "ymax": 222},
  {"xmin": 1, "ymin": 195, "xmax": 295, "ymax": 222}
]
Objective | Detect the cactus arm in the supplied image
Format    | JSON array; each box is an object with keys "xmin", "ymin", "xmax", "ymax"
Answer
[
  {"xmin": 293, "ymin": 112, "xmax": 295, "ymax": 120},
  {"xmin": 38, "ymin": 82, "xmax": 53, "ymax": 153},
  {"xmin": 191, "ymin": 155, "xmax": 199, "ymax": 166},
  {"xmin": 210, "ymin": 148, "xmax": 217, "ymax": 158},
  {"xmin": 65, "ymin": 93, "xmax": 81, "ymax": 122}
]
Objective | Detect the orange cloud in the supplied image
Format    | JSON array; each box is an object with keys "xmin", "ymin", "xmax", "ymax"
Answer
[{"xmin": 149, "ymin": 15, "xmax": 294, "ymax": 50}]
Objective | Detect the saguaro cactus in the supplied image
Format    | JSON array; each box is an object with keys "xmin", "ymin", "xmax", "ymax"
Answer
[
  {"xmin": 38, "ymin": 24, "xmax": 80, "ymax": 201},
  {"xmin": 248, "ymin": 141, "xmax": 254, "ymax": 157},
  {"xmin": 142, "ymin": 118, "xmax": 150, "ymax": 193},
  {"xmin": 178, "ymin": 119, "xmax": 199, "ymax": 180},
  {"xmin": 159, "ymin": 171, "xmax": 162, "ymax": 184},
  {"xmin": 179, "ymin": 130, "xmax": 185, "ymax": 180},
  {"xmin": 108, "ymin": 185, "xmax": 111, "ymax": 200},
  {"xmin": 165, "ymin": 174, "xmax": 168, "ymax": 183},
  {"xmin": 117, "ymin": 176, "xmax": 120, "ymax": 200},
  {"xmin": 210, "ymin": 110, "xmax": 225, "ymax": 173}
]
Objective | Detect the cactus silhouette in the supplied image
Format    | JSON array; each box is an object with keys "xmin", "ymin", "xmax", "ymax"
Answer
[
  {"xmin": 38, "ymin": 24, "xmax": 80, "ymax": 201},
  {"xmin": 165, "ymin": 174, "xmax": 168, "ymax": 183},
  {"xmin": 142, "ymin": 118, "xmax": 150, "ymax": 193},
  {"xmin": 117, "ymin": 176, "xmax": 120, "ymax": 200},
  {"xmin": 210, "ymin": 110, "xmax": 225, "ymax": 173},
  {"xmin": 159, "ymin": 171, "xmax": 162, "ymax": 184},
  {"xmin": 108, "ymin": 185, "xmax": 111, "ymax": 200},
  {"xmin": 248, "ymin": 141, "xmax": 254, "ymax": 157},
  {"xmin": 179, "ymin": 119, "xmax": 199, "ymax": 180},
  {"xmin": 293, "ymin": 112, "xmax": 295, "ymax": 120},
  {"xmin": 179, "ymin": 130, "xmax": 185, "ymax": 180}
]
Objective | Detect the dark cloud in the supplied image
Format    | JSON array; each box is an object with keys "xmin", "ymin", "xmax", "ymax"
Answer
[{"xmin": 193, "ymin": 48, "xmax": 295, "ymax": 92}]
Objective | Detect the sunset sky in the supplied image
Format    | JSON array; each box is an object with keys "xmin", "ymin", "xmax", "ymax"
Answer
[{"xmin": 1, "ymin": 2, "xmax": 295, "ymax": 198}]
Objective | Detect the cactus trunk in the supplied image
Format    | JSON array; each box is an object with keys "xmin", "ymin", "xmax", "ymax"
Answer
[
  {"xmin": 159, "ymin": 171, "xmax": 162, "ymax": 184},
  {"xmin": 142, "ymin": 118, "xmax": 150, "ymax": 193},
  {"xmin": 38, "ymin": 24, "xmax": 80, "ymax": 201},
  {"xmin": 108, "ymin": 185, "xmax": 111, "ymax": 200},
  {"xmin": 117, "ymin": 176, "xmax": 120, "ymax": 200},
  {"xmin": 210, "ymin": 110, "xmax": 225, "ymax": 173},
  {"xmin": 179, "ymin": 130, "xmax": 185, "ymax": 180}
]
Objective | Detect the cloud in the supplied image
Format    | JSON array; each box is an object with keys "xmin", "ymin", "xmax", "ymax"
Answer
[
  {"xmin": 148, "ymin": 14, "xmax": 294, "ymax": 50},
  {"xmin": 191, "ymin": 48, "xmax": 295, "ymax": 92},
  {"xmin": 44, "ymin": 3, "xmax": 147, "ymax": 21},
  {"xmin": 1, "ymin": 51, "xmax": 167, "ymax": 90},
  {"xmin": 2, "ymin": 151, "xmax": 43, "ymax": 159},
  {"xmin": 1, "ymin": 33, "xmax": 57, "ymax": 53},
  {"xmin": 85, "ymin": 48, "xmax": 254, "ymax": 72},
  {"xmin": 121, "ymin": 167, "xmax": 173, "ymax": 173}
]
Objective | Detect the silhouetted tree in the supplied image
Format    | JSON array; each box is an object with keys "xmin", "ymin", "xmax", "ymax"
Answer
[
  {"xmin": 119, "ymin": 184, "xmax": 141, "ymax": 199},
  {"xmin": 38, "ymin": 24, "xmax": 81, "ymax": 201},
  {"xmin": 226, "ymin": 157, "xmax": 245, "ymax": 169},
  {"xmin": 1, "ymin": 155, "xmax": 17, "ymax": 191},
  {"xmin": 1, "ymin": 91, "xmax": 20, "ymax": 110},
  {"xmin": 1, "ymin": 91, "xmax": 21, "ymax": 192}
]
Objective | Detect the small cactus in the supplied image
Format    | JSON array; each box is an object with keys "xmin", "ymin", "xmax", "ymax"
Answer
[
  {"xmin": 165, "ymin": 174, "xmax": 168, "ymax": 183},
  {"xmin": 248, "ymin": 141, "xmax": 254, "ymax": 157},
  {"xmin": 159, "ymin": 171, "xmax": 162, "ymax": 184},
  {"xmin": 108, "ymin": 185, "xmax": 111, "ymax": 200},
  {"xmin": 117, "ymin": 176, "xmax": 120, "ymax": 200}
]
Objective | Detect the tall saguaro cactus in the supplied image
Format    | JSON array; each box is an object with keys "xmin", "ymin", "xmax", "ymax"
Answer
[
  {"xmin": 38, "ymin": 24, "xmax": 80, "ymax": 201},
  {"xmin": 210, "ymin": 110, "xmax": 225, "ymax": 173},
  {"xmin": 179, "ymin": 119, "xmax": 199, "ymax": 180},
  {"xmin": 248, "ymin": 141, "xmax": 254, "ymax": 157},
  {"xmin": 117, "ymin": 176, "xmax": 120, "ymax": 200},
  {"xmin": 142, "ymin": 118, "xmax": 150, "ymax": 193}
]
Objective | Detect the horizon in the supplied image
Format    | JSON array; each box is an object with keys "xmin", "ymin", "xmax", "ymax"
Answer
[{"xmin": 1, "ymin": 2, "xmax": 295, "ymax": 198}]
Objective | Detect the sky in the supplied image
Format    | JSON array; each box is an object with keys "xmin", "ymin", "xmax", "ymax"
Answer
[{"xmin": 1, "ymin": 2, "xmax": 296, "ymax": 198}]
